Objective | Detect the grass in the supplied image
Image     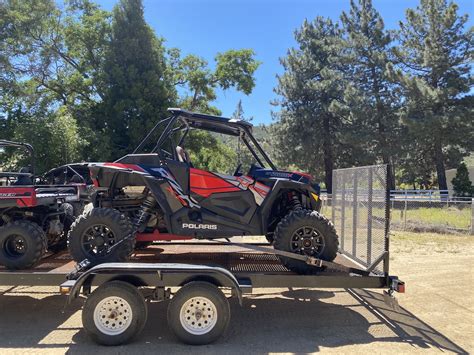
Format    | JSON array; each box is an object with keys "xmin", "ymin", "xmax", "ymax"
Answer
[
  {"xmin": 390, "ymin": 230, "xmax": 474, "ymax": 255},
  {"xmin": 321, "ymin": 203, "xmax": 472, "ymax": 232},
  {"xmin": 391, "ymin": 206, "xmax": 471, "ymax": 230}
]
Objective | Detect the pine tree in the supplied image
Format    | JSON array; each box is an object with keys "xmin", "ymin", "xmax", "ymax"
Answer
[
  {"xmin": 275, "ymin": 17, "xmax": 346, "ymax": 192},
  {"xmin": 340, "ymin": 0, "xmax": 402, "ymax": 189},
  {"xmin": 102, "ymin": 0, "xmax": 175, "ymax": 158},
  {"xmin": 394, "ymin": 0, "xmax": 473, "ymax": 191},
  {"xmin": 452, "ymin": 162, "xmax": 473, "ymax": 197}
]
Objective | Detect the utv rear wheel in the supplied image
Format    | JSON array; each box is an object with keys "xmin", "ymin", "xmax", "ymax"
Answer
[
  {"xmin": 0, "ymin": 221, "xmax": 47, "ymax": 270},
  {"xmin": 68, "ymin": 208, "xmax": 135, "ymax": 265},
  {"xmin": 273, "ymin": 209, "xmax": 338, "ymax": 274}
]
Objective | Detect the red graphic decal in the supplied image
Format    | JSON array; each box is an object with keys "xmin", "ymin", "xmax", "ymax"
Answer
[
  {"xmin": 0, "ymin": 187, "xmax": 37, "ymax": 207},
  {"xmin": 166, "ymin": 185, "xmax": 188, "ymax": 206},
  {"xmin": 190, "ymin": 168, "xmax": 240, "ymax": 197}
]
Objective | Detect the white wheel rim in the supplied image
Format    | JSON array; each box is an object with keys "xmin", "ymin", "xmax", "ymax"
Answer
[
  {"xmin": 93, "ymin": 296, "xmax": 133, "ymax": 336},
  {"xmin": 179, "ymin": 296, "xmax": 218, "ymax": 335}
]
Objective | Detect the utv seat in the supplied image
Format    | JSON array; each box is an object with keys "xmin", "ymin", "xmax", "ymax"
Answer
[{"xmin": 176, "ymin": 146, "xmax": 193, "ymax": 167}]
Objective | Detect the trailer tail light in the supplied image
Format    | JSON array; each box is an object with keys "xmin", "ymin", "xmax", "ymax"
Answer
[
  {"xmin": 391, "ymin": 278, "xmax": 405, "ymax": 293},
  {"xmin": 60, "ymin": 285, "xmax": 71, "ymax": 295},
  {"xmin": 397, "ymin": 282, "xmax": 405, "ymax": 293}
]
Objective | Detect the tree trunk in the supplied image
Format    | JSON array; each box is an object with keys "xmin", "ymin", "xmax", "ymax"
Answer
[
  {"xmin": 322, "ymin": 114, "xmax": 334, "ymax": 193},
  {"xmin": 433, "ymin": 138, "xmax": 448, "ymax": 192}
]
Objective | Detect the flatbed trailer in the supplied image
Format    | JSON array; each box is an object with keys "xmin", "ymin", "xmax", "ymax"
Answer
[
  {"xmin": 0, "ymin": 164, "xmax": 403, "ymax": 346},
  {"xmin": 0, "ymin": 241, "xmax": 404, "ymax": 345}
]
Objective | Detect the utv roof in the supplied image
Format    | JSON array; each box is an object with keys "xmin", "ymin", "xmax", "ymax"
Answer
[{"xmin": 168, "ymin": 108, "xmax": 252, "ymax": 136}]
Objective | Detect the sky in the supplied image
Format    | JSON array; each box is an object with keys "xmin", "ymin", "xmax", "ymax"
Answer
[{"xmin": 95, "ymin": 0, "xmax": 474, "ymax": 124}]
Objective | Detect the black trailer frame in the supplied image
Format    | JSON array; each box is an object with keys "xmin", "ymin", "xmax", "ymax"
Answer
[{"xmin": 0, "ymin": 243, "xmax": 403, "ymax": 292}]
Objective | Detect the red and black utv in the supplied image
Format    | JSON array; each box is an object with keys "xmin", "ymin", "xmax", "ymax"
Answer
[
  {"xmin": 0, "ymin": 140, "xmax": 82, "ymax": 269},
  {"xmin": 68, "ymin": 108, "xmax": 339, "ymax": 274}
]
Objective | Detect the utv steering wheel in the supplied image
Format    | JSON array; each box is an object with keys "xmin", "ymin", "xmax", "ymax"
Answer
[{"xmin": 233, "ymin": 163, "xmax": 242, "ymax": 176}]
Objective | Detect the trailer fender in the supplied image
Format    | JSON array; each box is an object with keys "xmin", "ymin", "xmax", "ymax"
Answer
[{"xmin": 63, "ymin": 262, "xmax": 244, "ymax": 305}]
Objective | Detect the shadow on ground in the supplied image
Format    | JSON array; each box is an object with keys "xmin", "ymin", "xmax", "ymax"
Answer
[{"xmin": 0, "ymin": 287, "xmax": 467, "ymax": 354}]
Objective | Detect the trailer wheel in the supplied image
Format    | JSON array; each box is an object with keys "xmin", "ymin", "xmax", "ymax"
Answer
[
  {"xmin": 0, "ymin": 221, "xmax": 47, "ymax": 270},
  {"xmin": 82, "ymin": 281, "xmax": 147, "ymax": 346},
  {"xmin": 68, "ymin": 208, "xmax": 135, "ymax": 265},
  {"xmin": 167, "ymin": 282, "xmax": 230, "ymax": 345},
  {"xmin": 274, "ymin": 209, "xmax": 339, "ymax": 274}
]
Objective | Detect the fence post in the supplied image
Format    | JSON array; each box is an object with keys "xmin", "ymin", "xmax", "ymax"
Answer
[
  {"xmin": 471, "ymin": 198, "xmax": 474, "ymax": 236},
  {"xmin": 404, "ymin": 199, "xmax": 407, "ymax": 230}
]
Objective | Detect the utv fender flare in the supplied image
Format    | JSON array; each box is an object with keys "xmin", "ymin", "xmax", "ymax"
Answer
[{"xmin": 258, "ymin": 179, "xmax": 320, "ymax": 230}]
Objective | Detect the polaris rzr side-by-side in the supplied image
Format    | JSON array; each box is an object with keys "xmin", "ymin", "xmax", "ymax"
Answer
[
  {"xmin": 68, "ymin": 108, "xmax": 339, "ymax": 274},
  {"xmin": 0, "ymin": 140, "xmax": 83, "ymax": 269}
]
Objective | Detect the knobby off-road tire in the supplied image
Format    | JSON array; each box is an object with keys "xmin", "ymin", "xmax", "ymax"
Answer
[
  {"xmin": 274, "ymin": 209, "xmax": 339, "ymax": 275},
  {"xmin": 167, "ymin": 282, "xmax": 230, "ymax": 345},
  {"xmin": 82, "ymin": 281, "xmax": 148, "ymax": 346},
  {"xmin": 0, "ymin": 220, "xmax": 47, "ymax": 270},
  {"xmin": 67, "ymin": 208, "xmax": 135, "ymax": 265}
]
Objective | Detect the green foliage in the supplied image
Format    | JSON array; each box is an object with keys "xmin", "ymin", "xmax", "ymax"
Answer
[
  {"xmin": 392, "ymin": 0, "xmax": 474, "ymax": 190},
  {"xmin": 0, "ymin": 0, "xmax": 260, "ymax": 174},
  {"xmin": 3, "ymin": 107, "xmax": 85, "ymax": 174},
  {"xmin": 273, "ymin": 0, "xmax": 473, "ymax": 190},
  {"xmin": 452, "ymin": 162, "xmax": 473, "ymax": 197},
  {"xmin": 170, "ymin": 48, "xmax": 260, "ymax": 112},
  {"xmin": 100, "ymin": 0, "xmax": 175, "ymax": 158}
]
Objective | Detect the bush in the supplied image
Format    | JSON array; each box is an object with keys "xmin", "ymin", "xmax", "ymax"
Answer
[{"xmin": 452, "ymin": 163, "xmax": 473, "ymax": 198}]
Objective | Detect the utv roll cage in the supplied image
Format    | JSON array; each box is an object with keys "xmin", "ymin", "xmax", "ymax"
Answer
[
  {"xmin": 0, "ymin": 139, "xmax": 35, "ymax": 182},
  {"xmin": 130, "ymin": 108, "xmax": 277, "ymax": 170}
]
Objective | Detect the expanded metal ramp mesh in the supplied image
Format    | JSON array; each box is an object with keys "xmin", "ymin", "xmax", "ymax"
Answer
[{"xmin": 331, "ymin": 164, "xmax": 389, "ymax": 274}]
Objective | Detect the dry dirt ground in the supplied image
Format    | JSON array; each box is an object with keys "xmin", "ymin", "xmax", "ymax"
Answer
[{"xmin": 0, "ymin": 232, "xmax": 472, "ymax": 354}]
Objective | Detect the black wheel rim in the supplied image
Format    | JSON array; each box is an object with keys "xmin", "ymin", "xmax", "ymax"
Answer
[
  {"xmin": 290, "ymin": 226, "xmax": 325, "ymax": 256},
  {"xmin": 4, "ymin": 234, "xmax": 27, "ymax": 258},
  {"xmin": 81, "ymin": 224, "xmax": 116, "ymax": 257}
]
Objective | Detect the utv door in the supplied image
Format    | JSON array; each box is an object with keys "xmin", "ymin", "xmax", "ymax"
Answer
[{"xmin": 189, "ymin": 168, "xmax": 257, "ymax": 224}]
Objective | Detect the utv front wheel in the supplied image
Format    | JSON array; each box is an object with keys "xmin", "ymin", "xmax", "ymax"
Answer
[
  {"xmin": 67, "ymin": 208, "xmax": 135, "ymax": 265},
  {"xmin": 273, "ymin": 209, "xmax": 339, "ymax": 274},
  {"xmin": 0, "ymin": 221, "xmax": 47, "ymax": 270}
]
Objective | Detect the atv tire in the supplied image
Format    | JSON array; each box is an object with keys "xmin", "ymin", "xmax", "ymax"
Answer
[
  {"xmin": 0, "ymin": 221, "xmax": 47, "ymax": 270},
  {"xmin": 274, "ymin": 209, "xmax": 339, "ymax": 275},
  {"xmin": 68, "ymin": 208, "xmax": 135, "ymax": 265}
]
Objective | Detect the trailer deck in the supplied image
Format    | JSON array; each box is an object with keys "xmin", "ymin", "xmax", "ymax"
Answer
[{"xmin": 0, "ymin": 242, "xmax": 392, "ymax": 290}]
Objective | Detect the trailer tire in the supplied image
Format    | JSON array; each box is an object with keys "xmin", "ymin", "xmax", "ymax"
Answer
[
  {"xmin": 274, "ymin": 209, "xmax": 339, "ymax": 274},
  {"xmin": 167, "ymin": 281, "xmax": 230, "ymax": 345},
  {"xmin": 0, "ymin": 221, "xmax": 47, "ymax": 270},
  {"xmin": 67, "ymin": 208, "xmax": 135, "ymax": 265},
  {"xmin": 82, "ymin": 281, "xmax": 147, "ymax": 346}
]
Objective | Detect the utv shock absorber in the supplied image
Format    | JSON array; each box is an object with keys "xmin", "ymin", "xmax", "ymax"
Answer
[
  {"xmin": 133, "ymin": 193, "xmax": 158, "ymax": 233},
  {"xmin": 288, "ymin": 192, "xmax": 302, "ymax": 210}
]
